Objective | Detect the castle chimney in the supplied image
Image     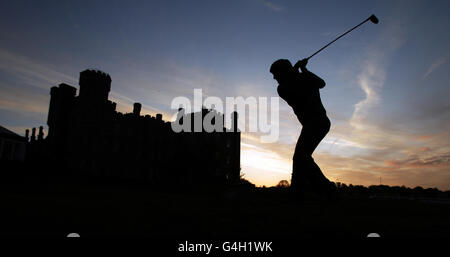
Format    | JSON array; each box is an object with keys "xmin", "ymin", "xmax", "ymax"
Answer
[
  {"xmin": 31, "ymin": 127, "xmax": 36, "ymax": 142},
  {"xmin": 38, "ymin": 126, "xmax": 44, "ymax": 141},
  {"xmin": 232, "ymin": 111, "xmax": 239, "ymax": 132},
  {"xmin": 133, "ymin": 103, "xmax": 142, "ymax": 116},
  {"xmin": 25, "ymin": 129, "xmax": 29, "ymax": 141}
]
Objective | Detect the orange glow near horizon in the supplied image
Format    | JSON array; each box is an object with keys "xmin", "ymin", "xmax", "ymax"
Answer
[{"xmin": 240, "ymin": 135, "xmax": 450, "ymax": 191}]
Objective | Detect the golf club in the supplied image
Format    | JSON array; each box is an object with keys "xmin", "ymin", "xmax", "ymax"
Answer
[{"xmin": 306, "ymin": 14, "xmax": 379, "ymax": 60}]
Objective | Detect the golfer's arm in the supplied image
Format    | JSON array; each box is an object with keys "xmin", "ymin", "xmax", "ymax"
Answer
[{"xmin": 304, "ymin": 70, "xmax": 326, "ymax": 89}]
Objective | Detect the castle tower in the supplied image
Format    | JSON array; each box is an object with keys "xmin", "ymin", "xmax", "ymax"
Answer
[
  {"xmin": 77, "ymin": 69, "xmax": 114, "ymax": 125},
  {"xmin": 47, "ymin": 83, "xmax": 76, "ymax": 141},
  {"xmin": 79, "ymin": 69, "xmax": 111, "ymax": 103}
]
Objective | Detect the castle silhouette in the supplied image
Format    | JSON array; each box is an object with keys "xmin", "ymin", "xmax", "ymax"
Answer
[{"xmin": 24, "ymin": 69, "xmax": 241, "ymax": 186}]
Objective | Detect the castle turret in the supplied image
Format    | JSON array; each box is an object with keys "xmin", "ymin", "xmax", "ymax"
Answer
[
  {"xmin": 79, "ymin": 69, "xmax": 111, "ymax": 103},
  {"xmin": 77, "ymin": 70, "xmax": 114, "ymax": 125}
]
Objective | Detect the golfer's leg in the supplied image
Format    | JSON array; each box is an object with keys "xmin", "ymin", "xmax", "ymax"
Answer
[
  {"xmin": 303, "ymin": 119, "xmax": 331, "ymax": 190},
  {"xmin": 291, "ymin": 135, "xmax": 301, "ymax": 190},
  {"xmin": 293, "ymin": 128, "xmax": 316, "ymax": 195},
  {"xmin": 310, "ymin": 159, "xmax": 330, "ymax": 184},
  {"xmin": 291, "ymin": 132, "xmax": 309, "ymax": 194},
  {"xmin": 303, "ymin": 119, "xmax": 331, "ymax": 155}
]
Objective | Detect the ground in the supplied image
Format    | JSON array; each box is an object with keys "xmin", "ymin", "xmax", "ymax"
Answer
[{"xmin": 1, "ymin": 175, "xmax": 450, "ymax": 238}]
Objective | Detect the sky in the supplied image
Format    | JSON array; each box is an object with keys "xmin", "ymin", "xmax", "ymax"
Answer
[{"xmin": 0, "ymin": 0, "xmax": 449, "ymax": 189}]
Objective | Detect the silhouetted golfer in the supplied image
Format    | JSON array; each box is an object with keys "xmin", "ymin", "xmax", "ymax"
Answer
[{"xmin": 270, "ymin": 58, "xmax": 335, "ymax": 200}]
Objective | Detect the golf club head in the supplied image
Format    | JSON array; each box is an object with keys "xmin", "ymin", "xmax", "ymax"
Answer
[{"xmin": 369, "ymin": 14, "xmax": 379, "ymax": 24}]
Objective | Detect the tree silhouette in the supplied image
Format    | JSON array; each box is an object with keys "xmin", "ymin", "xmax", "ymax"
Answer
[{"xmin": 276, "ymin": 180, "xmax": 290, "ymax": 188}]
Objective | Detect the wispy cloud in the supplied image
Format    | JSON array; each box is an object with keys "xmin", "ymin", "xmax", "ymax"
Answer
[
  {"xmin": 346, "ymin": 14, "xmax": 408, "ymax": 149},
  {"xmin": 0, "ymin": 49, "xmax": 77, "ymax": 88},
  {"xmin": 0, "ymin": 49, "xmax": 184, "ymax": 123},
  {"xmin": 0, "ymin": 84, "xmax": 49, "ymax": 115},
  {"xmin": 109, "ymin": 91, "xmax": 172, "ymax": 120},
  {"xmin": 0, "ymin": 49, "xmax": 77, "ymax": 119},
  {"xmin": 423, "ymin": 55, "xmax": 449, "ymax": 79},
  {"xmin": 260, "ymin": 0, "xmax": 284, "ymax": 12},
  {"xmin": 315, "ymin": 150, "xmax": 450, "ymax": 190},
  {"xmin": 0, "ymin": 49, "xmax": 71, "ymax": 125}
]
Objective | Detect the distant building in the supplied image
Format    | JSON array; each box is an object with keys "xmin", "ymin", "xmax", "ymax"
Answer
[
  {"xmin": 0, "ymin": 125, "xmax": 27, "ymax": 161},
  {"xmin": 25, "ymin": 69, "xmax": 240, "ymax": 186}
]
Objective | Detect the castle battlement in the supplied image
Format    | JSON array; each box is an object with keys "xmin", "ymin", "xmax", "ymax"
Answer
[
  {"xmin": 80, "ymin": 69, "xmax": 111, "ymax": 84},
  {"xmin": 79, "ymin": 69, "xmax": 111, "ymax": 101}
]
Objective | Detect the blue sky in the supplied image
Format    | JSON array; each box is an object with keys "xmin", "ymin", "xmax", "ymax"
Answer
[{"xmin": 1, "ymin": 0, "xmax": 449, "ymax": 189}]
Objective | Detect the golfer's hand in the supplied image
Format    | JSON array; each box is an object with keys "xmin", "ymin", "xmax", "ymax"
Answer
[{"xmin": 294, "ymin": 58, "xmax": 308, "ymax": 72}]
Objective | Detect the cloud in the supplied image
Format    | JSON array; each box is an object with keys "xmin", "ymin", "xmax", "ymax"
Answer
[
  {"xmin": 0, "ymin": 84, "xmax": 49, "ymax": 115},
  {"xmin": 350, "ymin": 61, "xmax": 385, "ymax": 130},
  {"xmin": 108, "ymin": 91, "xmax": 171, "ymax": 120},
  {"xmin": 380, "ymin": 154, "xmax": 450, "ymax": 170},
  {"xmin": 0, "ymin": 48, "xmax": 77, "ymax": 121},
  {"xmin": 260, "ymin": 0, "xmax": 284, "ymax": 12},
  {"xmin": 423, "ymin": 55, "xmax": 449, "ymax": 79},
  {"xmin": 0, "ymin": 49, "xmax": 77, "ymax": 89},
  {"xmin": 349, "ymin": 16, "xmax": 406, "ymax": 131},
  {"xmin": 329, "ymin": 13, "xmax": 411, "ymax": 154},
  {"xmin": 0, "ymin": 49, "xmax": 190, "ymax": 125},
  {"xmin": 110, "ymin": 60, "xmax": 234, "ymax": 113},
  {"xmin": 315, "ymin": 151, "xmax": 450, "ymax": 190}
]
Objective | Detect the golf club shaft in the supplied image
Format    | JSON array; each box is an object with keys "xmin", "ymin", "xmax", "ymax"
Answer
[{"xmin": 307, "ymin": 17, "xmax": 371, "ymax": 60}]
